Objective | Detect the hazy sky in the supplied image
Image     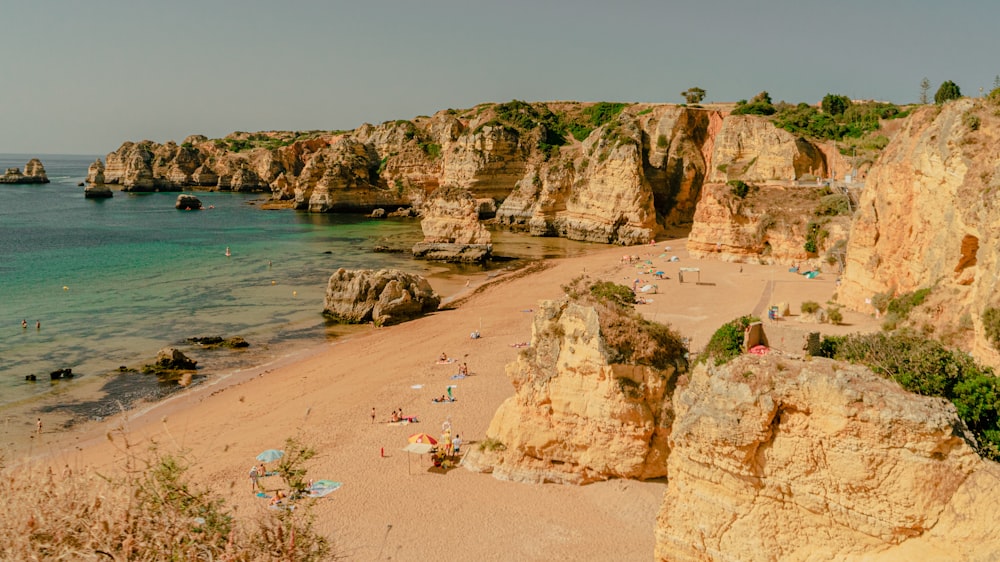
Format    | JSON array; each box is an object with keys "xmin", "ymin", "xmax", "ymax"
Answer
[{"xmin": 2, "ymin": 0, "xmax": 997, "ymax": 155}]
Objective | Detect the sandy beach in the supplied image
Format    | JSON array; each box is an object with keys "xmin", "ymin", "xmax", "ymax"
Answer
[{"xmin": 10, "ymin": 238, "xmax": 878, "ymax": 561}]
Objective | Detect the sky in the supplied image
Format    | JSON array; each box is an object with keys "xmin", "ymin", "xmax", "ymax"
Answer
[{"xmin": 2, "ymin": 0, "xmax": 998, "ymax": 155}]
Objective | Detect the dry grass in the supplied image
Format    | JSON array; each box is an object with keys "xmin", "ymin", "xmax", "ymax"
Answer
[{"xmin": 0, "ymin": 436, "xmax": 334, "ymax": 561}]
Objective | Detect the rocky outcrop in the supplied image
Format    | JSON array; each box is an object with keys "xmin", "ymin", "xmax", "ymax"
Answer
[
  {"xmin": 175, "ymin": 194, "xmax": 202, "ymax": 210},
  {"xmin": 655, "ymin": 354, "xmax": 998, "ymax": 561},
  {"xmin": 152, "ymin": 347, "xmax": 197, "ymax": 370},
  {"xmin": 707, "ymin": 116, "xmax": 828, "ymax": 183},
  {"xmin": 463, "ymin": 297, "xmax": 685, "ymax": 484},
  {"xmin": 88, "ymin": 103, "xmax": 725, "ymax": 245},
  {"xmin": 687, "ymin": 181, "xmax": 851, "ymax": 266},
  {"xmin": 84, "ymin": 183, "xmax": 113, "ymax": 198},
  {"xmin": 412, "ymin": 185, "xmax": 491, "ymax": 262},
  {"xmin": 687, "ymin": 115, "xmax": 851, "ymax": 264},
  {"xmin": 0, "ymin": 159, "xmax": 49, "ymax": 184},
  {"xmin": 322, "ymin": 268, "xmax": 440, "ymax": 326},
  {"xmin": 838, "ymin": 99, "xmax": 1000, "ymax": 365},
  {"xmin": 86, "ymin": 159, "xmax": 105, "ymax": 185}
]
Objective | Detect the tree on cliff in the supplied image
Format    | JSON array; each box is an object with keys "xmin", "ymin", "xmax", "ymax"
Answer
[
  {"xmin": 730, "ymin": 91, "xmax": 776, "ymax": 116},
  {"xmin": 681, "ymin": 87, "xmax": 706, "ymax": 105},
  {"xmin": 919, "ymin": 77, "xmax": 930, "ymax": 104},
  {"xmin": 934, "ymin": 80, "xmax": 962, "ymax": 104},
  {"xmin": 821, "ymin": 94, "xmax": 852, "ymax": 116}
]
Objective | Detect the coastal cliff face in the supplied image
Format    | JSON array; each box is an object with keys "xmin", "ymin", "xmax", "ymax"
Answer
[
  {"xmin": 687, "ymin": 115, "xmax": 850, "ymax": 264},
  {"xmin": 463, "ymin": 297, "xmax": 684, "ymax": 484},
  {"xmin": 838, "ymin": 99, "xmax": 1000, "ymax": 364},
  {"xmin": 655, "ymin": 354, "xmax": 999, "ymax": 562},
  {"xmin": 88, "ymin": 102, "xmax": 725, "ymax": 244}
]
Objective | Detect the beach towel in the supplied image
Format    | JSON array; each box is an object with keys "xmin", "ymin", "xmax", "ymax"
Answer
[
  {"xmin": 450, "ymin": 374, "xmax": 466, "ymax": 380},
  {"xmin": 411, "ymin": 384, "xmax": 424, "ymax": 389},
  {"xmin": 435, "ymin": 359, "xmax": 455, "ymax": 365},
  {"xmin": 307, "ymin": 480, "xmax": 342, "ymax": 498}
]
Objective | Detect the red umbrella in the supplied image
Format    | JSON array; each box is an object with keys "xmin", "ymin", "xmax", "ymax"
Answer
[{"xmin": 408, "ymin": 433, "xmax": 438, "ymax": 445}]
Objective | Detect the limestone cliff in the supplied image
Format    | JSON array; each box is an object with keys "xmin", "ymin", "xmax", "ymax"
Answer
[
  {"xmin": 89, "ymin": 102, "xmax": 724, "ymax": 244},
  {"xmin": 656, "ymin": 354, "xmax": 999, "ymax": 562},
  {"xmin": 463, "ymin": 295, "xmax": 686, "ymax": 484},
  {"xmin": 411, "ymin": 185, "xmax": 491, "ymax": 262},
  {"xmin": 687, "ymin": 115, "xmax": 850, "ymax": 265},
  {"xmin": 838, "ymin": 99, "xmax": 1000, "ymax": 364}
]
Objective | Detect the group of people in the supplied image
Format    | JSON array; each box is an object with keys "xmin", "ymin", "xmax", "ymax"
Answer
[
  {"xmin": 388, "ymin": 409, "xmax": 418, "ymax": 423},
  {"xmin": 21, "ymin": 319, "xmax": 40, "ymax": 330}
]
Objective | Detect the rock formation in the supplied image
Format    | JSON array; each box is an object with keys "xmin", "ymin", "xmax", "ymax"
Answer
[
  {"xmin": 687, "ymin": 115, "xmax": 850, "ymax": 265},
  {"xmin": 412, "ymin": 185, "xmax": 492, "ymax": 262},
  {"xmin": 87, "ymin": 103, "xmax": 725, "ymax": 245},
  {"xmin": 838, "ymin": 99, "xmax": 1000, "ymax": 365},
  {"xmin": 0, "ymin": 158, "xmax": 49, "ymax": 184},
  {"xmin": 322, "ymin": 268, "xmax": 440, "ymax": 326},
  {"xmin": 464, "ymin": 294, "xmax": 686, "ymax": 484},
  {"xmin": 175, "ymin": 194, "xmax": 202, "ymax": 210},
  {"xmin": 656, "ymin": 354, "xmax": 999, "ymax": 561},
  {"xmin": 152, "ymin": 347, "xmax": 197, "ymax": 370}
]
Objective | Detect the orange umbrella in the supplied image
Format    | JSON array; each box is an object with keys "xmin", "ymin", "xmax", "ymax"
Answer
[{"xmin": 408, "ymin": 432, "xmax": 438, "ymax": 445}]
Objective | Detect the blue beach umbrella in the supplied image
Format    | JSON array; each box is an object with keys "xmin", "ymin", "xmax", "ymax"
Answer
[{"xmin": 256, "ymin": 449, "xmax": 285, "ymax": 463}]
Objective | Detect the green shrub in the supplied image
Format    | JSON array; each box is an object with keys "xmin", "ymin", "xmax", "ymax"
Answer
[
  {"xmin": 801, "ymin": 301, "xmax": 820, "ymax": 314},
  {"xmin": 589, "ymin": 281, "xmax": 636, "ymax": 308},
  {"xmin": 479, "ymin": 437, "xmax": 507, "ymax": 452},
  {"xmin": 886, "ymin": 288, "xmax": 931, "ymax": 319},
  {"xmin": 982, "ymin": 307, "xmax": 1000, "ymax": 348},
  {"xmin": 700, "ymin": 315, "xmax": 759, "ymax": 366},
  {"xmin": 827, "ymin": 307, "xmax": 843, "ymax": 325},
  {"xmin": 657, "ymin": 134, "xmax": 668, "ymax": 148},
  {"xmin": 728, "ymin": 179, "xmax": 752, "ymax": 198},
  {"xmin": 963, "ymin": 111, "xmax": 981, "ymax": 131},
  {"xmin": 821, "ymin": 94, "xmax": 852, "ymax": 116},
  {"xmin": 815, "ymin": 193, "xmax": 851, "ymax": 216},
  {"xmin": 871, "ymin": 291, "xmax": 893, "ymax": 314}
]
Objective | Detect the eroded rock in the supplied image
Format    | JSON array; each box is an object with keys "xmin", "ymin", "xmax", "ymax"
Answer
[{"xmin": 323, "ymin": 268, "xmax": 440, "ymax": 326}]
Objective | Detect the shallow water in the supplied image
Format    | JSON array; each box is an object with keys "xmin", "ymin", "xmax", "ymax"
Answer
[{"xmin": 0, "ymin": 154, "xmax": 602, "ymax": 426}]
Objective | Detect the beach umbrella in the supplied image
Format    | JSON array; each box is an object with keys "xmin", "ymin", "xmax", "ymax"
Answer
[
  {"xmin": 401, "ymin": 442, "xmax": 435, "ymax": 474},
  {"xmin": 256, "ymin": 449, "xmax": 285, "ymax": 463},
  {"xmin": 407, "ymin": 433, "xmax": 437, "ymax": 445}
]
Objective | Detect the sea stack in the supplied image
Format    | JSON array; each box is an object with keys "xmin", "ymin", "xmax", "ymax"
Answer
[{"xmin": 0, "ymin": 158, "xmax": 49, "ymax": 184}]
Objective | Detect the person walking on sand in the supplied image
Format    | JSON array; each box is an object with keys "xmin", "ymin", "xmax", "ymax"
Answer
[
  {"xmin": 371, "ymin": 407, "xmax": 376, "ymax": 424},
  {"xmin": 249, "ymin": 464, "xmax": 260, "ymax": 491},
  {"xmin": 36, "ymin": 417, "xmax": 42, "ymax": 434}
]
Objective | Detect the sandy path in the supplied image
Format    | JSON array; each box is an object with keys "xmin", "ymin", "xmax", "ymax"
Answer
[{"xmin": 11, "ymin": 239, "xmax": 877, "ymax": 561}]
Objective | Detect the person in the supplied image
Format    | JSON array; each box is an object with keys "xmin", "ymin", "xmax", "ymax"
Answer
[
  {"xmin": 390, "ymin": 410, "xmax": 400, "ymax": 423},
  {"xmin": 270, "ymin": 490, "xmax": 286, "ymax": 505},
  {"xmin": 22, "ymin": 319, "xmax": 27, "ymax": 329},
  {"xmin": 439, "ymin": 352, "xmax": 448, "ymax": 362},
  {"xmin": 249, "ymin": 465, "xmax": 260, "ymax": 491},
  {"xmin": 371, "ymin": 407, "xmax": 376, "ymax": 424},
  {"xmin": 259, "ymin": 463, "xmax": 266, "ymax": 478},
  {"xmin": 453, "ymin": 434, "xmax": 462, "ymax": 455},
  {"xmin": 36, "ymin": 417, "xmax": 42, "ymax": 434},
  {"xmin": 35, "ymin": 320, "xmax": 40, "ymax": 330},
  {"xmin": 459, "ymin": 363, "xmax": 469, "ymax": 376}
]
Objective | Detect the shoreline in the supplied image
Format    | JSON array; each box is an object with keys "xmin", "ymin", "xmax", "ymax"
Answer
[
  {"xmin": 1, "ymin": 260, "xmax": 526, "ymax": 467},
  {"xmin": 7, "ymin": 239, "xmax": 876, "ymax": 560}
]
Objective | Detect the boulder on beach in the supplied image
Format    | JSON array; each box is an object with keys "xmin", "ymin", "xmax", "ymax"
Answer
[{"xmin": 323, "ymin": 268, "xmax": 440, "ymax": 326}]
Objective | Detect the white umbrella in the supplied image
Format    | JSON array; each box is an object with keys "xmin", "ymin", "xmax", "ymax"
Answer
[{"xmin": 401, "ymin": 442, "xmax": 434, "ymax": 474}]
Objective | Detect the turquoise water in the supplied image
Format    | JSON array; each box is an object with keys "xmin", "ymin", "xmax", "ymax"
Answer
[{"xmin": 0, "ymin": 154, "xmax": 600, "ymax": 418}]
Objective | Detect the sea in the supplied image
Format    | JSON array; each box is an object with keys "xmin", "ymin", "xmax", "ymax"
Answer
[{"xmin": 0, "ymin": 154, "xmax": 599, "ymax": 431}]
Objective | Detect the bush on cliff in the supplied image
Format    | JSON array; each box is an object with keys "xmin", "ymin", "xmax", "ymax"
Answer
[
  {"xmin": 817, "ymin": 332, "xmax": 1000, "ymax": 460},
  {"xmin": 935, "ymin": 80, "xmax": 962, "ymax": 104},
  {"xmin": 699, "ymin": 315, "xmax": 759, "ymax": 366},
  {"xmin": 563, "ymin": 278, "xmax": 688, "ymax": 372}
]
